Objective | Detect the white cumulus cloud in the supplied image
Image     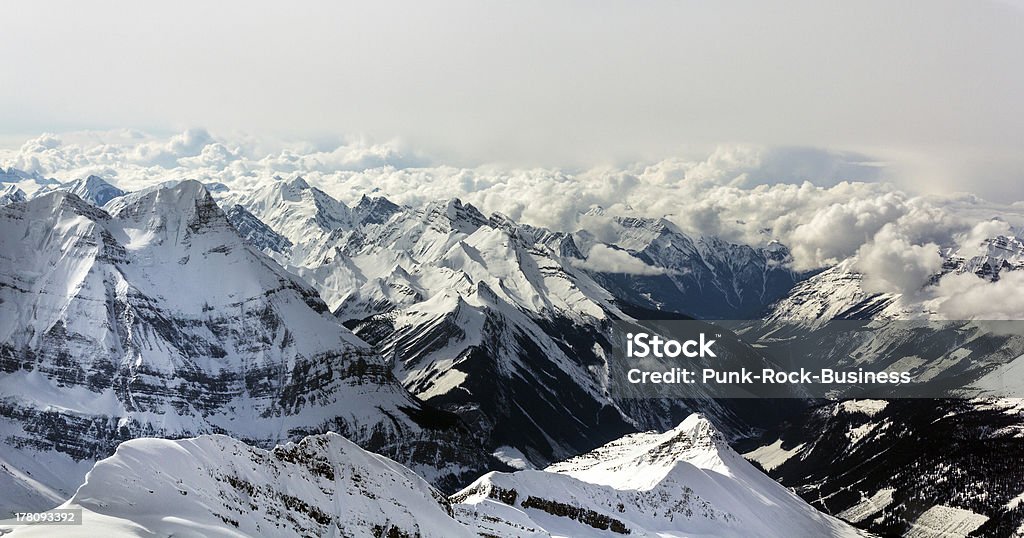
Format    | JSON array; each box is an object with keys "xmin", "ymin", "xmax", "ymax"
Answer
[{"xmin": 572, "ymin": 245, "xmax": 667, "ymax": 276}]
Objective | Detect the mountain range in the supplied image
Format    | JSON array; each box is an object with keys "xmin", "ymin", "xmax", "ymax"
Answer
[
  {"xmin": 0, "ymin": 179, "xmax": 496, "ymax": 517},
  {"xmin": 2, "ymin": 170, "xmax": 1023, "ymax": 536},
  {"xmin": 6, "ymin": 414, "xmax": 863, "ymax": 538}
]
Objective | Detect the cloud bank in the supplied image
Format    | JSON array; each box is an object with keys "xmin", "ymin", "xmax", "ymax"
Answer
[
  {"xmin": 4, "ymin": 1, "xmax": 1023, "ymax": 202},
  {"xmin": 572, "ymin": 245, "xmax": 668, "ymax": 276}
]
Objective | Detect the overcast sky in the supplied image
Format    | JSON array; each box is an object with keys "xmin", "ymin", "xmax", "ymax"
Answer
[{"xmin": 3, "ymin": 0, "xmax": 1023, "ymax": 198}]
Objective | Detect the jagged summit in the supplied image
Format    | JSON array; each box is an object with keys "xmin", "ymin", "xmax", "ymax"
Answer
[
  {"xmin": 0, "ymin": 183, "xmax": 26, "ymax": 205},
  {"xmin": 547, "ymin": 414, "xmax": 736, "ymax": 487},
  {"xmin": 0, "ymin": 166, "xmax": 58, "ymax": 186},
  {"xmin": 353, "ymin": 193, "xmax": 401, "ymax": 225},
  {"xmin": 284, "ymin": 174, "xmax": 310, "ymax": 190},
  {"xmin": 424, "ymin": 197, "xmax": 488, "ymax": 234},
  {"xmin": 220, "ymin": 176, "xmax": 355, "ymax": 264},
  {"xmin": 453, "ymin": 414, "xmax": 862, "ymax": 537},
  {"xmin": 64, "ymin": 174, "xmax": 126, "ymax": 206},
  {"xmin": 941, "ymin": 233, "xmax": 1024, "ymax": 281},
  {"xmin": 27, "ymin": 174, "xmax": 127, "ymax": 207}
]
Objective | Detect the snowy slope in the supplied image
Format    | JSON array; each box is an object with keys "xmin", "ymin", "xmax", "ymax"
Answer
[
  {"xmin": 5, "ymin": 433, "xmax": 474, "ymax": 538},
  {"xmin": 453, "ymin": 414, "xmax": 864, "ymax": 537},
  {"xmin": 0, "ymin": 182, "xmax": 493, "ymax": 516},
  {"xmin": 766, "ymin": 259, "xmax": 904, "ymax": 321},
  {"xmin": 2, "ymin": 422, "xmax": 862, "ymax": 538},
  {"xmin": 224, "ymin": 203, "xmax": 293, "ymax": 255}
]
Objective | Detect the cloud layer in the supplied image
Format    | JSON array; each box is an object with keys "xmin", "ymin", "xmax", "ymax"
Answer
[
  {"xmin": 4, "ymin": 1, "xmax": 1023, "ymax": 201},
  {"xmin": 572, "ymin": 245, "xmax": 668, "ymax": 276}
]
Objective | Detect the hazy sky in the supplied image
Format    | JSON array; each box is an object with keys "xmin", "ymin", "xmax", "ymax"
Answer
[{"xmin": 3, "ymin": 1, "xmax": 1023, "ymax": 196}]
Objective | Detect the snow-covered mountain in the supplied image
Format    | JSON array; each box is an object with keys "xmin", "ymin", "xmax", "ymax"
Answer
[
  {"xmin": 748, "ymin": 231, "xmax": 1024, "ymax": 535},
  {"xmin": 0, "ymin": 167, "xmax": 58, "ymax": 190},
  {"xmin": 54, "ymin": 175, "xmax": 127, "ymax": 206},
  {"xmin": 27, "ymin": 175, "xmax": 127, "ymax": 207},
  {"xmin": 453, "ymin": 414, "xmax": 863, "ymax": 537},
  {"xmin": 940, "ymin": 232, "xmax": 1024, "ymax": 281},
  {"xmin": 766, "ymin": 259, "xmax": 904, "ymax": 321},
  {"xmin": 222, "ymin": 178, "xmax": 794, "ymax": 467},
  {"xmin": 4, "ymin": 417, "xmax": 861, "ymax": 537},
  {"xmin": 8, "ymin": 171, "xmax": 1019, "ymax": 535},
  {"xmin": 0, "ymin": 181, "xmax": 494, "ymax": 516},
  {"xmin": 575, "ymin": 214, "xmax": 801, "ymax": 319},
  {"xmin": 768, "ymin": 229, "xmax": 1024, "ymax": 322},
  {"xmin": 222, "ymin": 176, "xmax": 354, "ymax": 268},
  {"xmin": 0, "ymin": 184, "xmax": 26, "ymax": 205},
  {"xmin": 224, "ymin": 180, "xmax": 641, "ymax": 465},
  {"xmin": 7, "ymin": 433, "xmax": 474, "ymax": 538}
]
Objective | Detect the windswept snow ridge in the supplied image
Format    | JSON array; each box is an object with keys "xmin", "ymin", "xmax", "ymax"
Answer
[
  {"xmin": 6, "ymin": 433, "xmax": 474, "ymax": 538},
  {"xmin": 452, "ymin": 414, "xmax": 863, "ymax": 537}
]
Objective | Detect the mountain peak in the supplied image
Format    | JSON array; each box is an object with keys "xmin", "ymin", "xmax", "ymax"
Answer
[
  {"xmin": 545, "ymin": 413, "xmax": 735, "ymax": 488},
  {"xmin": 455, "ymin": 413, "xmax": 859, "ymax": 537},
  {"xmin": 424, "ymin": 198, "xmax": 487, "ymax": 233},
  {"xmin": 286, "ymin": 175, "xmax": 310, "ymax": 190},
  {"xmin": 105, "ymin": 179, "xmax": 228, "ymax": 239},
  {"xmin": 353, "ymin": 193, "xmax": 401, "ymax": 225},
  {"xmin": 0, "ymin": 183, "xmax": 27, "ymax": 205},
  {"xmin": 61, "ymin": 175, "xmax": 126, "ymax": 207},
  {"xmin": 0, "ymin": 166, "xmax": 58, "ymax": 185},
  {"xmin": 9, "ymin": 189, "xmax": 113, "ymax": 226}
]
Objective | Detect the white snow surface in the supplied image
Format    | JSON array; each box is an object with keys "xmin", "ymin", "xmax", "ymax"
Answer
[
  {"xmin": 0, "ymin": 420, "xmax": 866, "ymax": 537},
  {"xmin": 906, "ymin": 505, "xmax": 989, "ymax": 538},
  {"xmin": 453, "ymin": 414, "xmax": 865, "ymax": 537},
  {"xmin": 4, "ymin": 433, "xmax": 473, "ymax": 538},
  {"xmin": 743, "ymin": 439, "xmax": 806, "ymax": 472}
]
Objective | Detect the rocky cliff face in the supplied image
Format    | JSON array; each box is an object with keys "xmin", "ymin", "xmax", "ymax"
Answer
[{"xmin": 0, "ymin": 181, "xmax": 494, "ymax": 516}]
